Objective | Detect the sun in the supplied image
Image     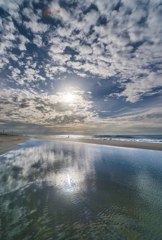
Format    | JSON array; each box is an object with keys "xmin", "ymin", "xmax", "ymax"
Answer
[{"xmin": 64, "ymin": 93, "xmax": 74, "ymax": 102}]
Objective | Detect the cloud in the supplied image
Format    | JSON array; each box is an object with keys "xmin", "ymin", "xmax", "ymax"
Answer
[
  {"xmin": 0, "ymin": 87, "xmax": 96, "ymax": 128},
  {"xmin": 0, "ymin": 0, "xmax": 162, "ymax": 134},
  {"xmin": 48, "ymin": 114, "xmax": 87, "ymax": 124},
  {"xmin": 24, "ymin": 21, "xmax": 49, "ymax": 34},
  {"xmin": 77, "ymin": 45, "xmax": 92, "ymax": 55},
  {"xmin": 110, "ymin": 72, "xmax": 162, "ymax": 102},
  {"xmin": 33, "ymin": 35, "xmax": 42, "ymax": 47},
  {"xmin": 1, "ymin": 0, "xmax": 161, "ymax": 95},
  {"xmin": 19, "ymin": 35, "xmax": 30, "ymax": 51},
  {"xmin": 95, "ymin": 107, "xmax": 162, "ymax": 134},
  {"xmin": 1, "ymin": 85, "xmax": 162, "ymax": 134}
]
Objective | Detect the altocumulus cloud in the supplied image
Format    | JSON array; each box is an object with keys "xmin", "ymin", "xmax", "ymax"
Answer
[
  {"xmin": 0, "ymin": 87, "xmax": 97, "ymax": 133},
  {"xmin": 0, "ymin": 0, "xmax": 162, "ymax": 134}
]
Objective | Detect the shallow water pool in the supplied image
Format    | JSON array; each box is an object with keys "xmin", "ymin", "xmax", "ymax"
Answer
[{"xmin": 0, "ymin": 139, "xmax": 162, "ymax": 239}]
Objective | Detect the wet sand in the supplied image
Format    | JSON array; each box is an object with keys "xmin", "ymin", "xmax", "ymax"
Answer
[
  {"xmin": 36, "ymin": 136, "xmax": 162, "ymax": 151},
  {"xmin": 1, "ymin": 135, "xmax": 162, "ymax": 155},
  {"xmin": 0, "ymin": 134, "xmax": 30, "ymax": 155}
]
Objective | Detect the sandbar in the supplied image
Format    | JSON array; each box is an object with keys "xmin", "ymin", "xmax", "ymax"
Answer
[
  {"xmin": 0, "ymin": 134, "xmax": 30, "ymax": 155},
  {"xmin": 36, "ymin": 136, "xmax": 162, "ymax": 151}
]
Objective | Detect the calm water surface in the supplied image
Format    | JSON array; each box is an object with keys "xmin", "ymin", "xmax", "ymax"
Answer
[{"xmin": 0, "ymin": 139, "xmax": 162, "ymax": 240}]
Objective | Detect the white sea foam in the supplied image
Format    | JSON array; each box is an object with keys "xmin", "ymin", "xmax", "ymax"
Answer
[{"xmin": 49, "ymin": 135, "xmax": 162, "ymax": 143}]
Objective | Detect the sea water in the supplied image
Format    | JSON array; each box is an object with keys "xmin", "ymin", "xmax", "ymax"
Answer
[
  {"xmin": 43, "ymin": 134, "xmax": 162, "ymax": 143},
  {"xmin": 0, "ymin": 139, "xmax": 162, "ymax": 239}
]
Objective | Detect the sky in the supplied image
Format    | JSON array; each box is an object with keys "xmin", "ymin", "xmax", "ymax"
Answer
[{"xmin": 0, "ymin": 0, "xmax": 162, "ymax": 135}]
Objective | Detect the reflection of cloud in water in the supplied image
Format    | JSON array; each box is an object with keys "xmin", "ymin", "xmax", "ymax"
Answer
[
  {"xmin": 0, "ymin": 140, "xmax": 96, "ymax": 195},
  {"xmin": 136, "ymin": 172, "xmax": 162, "ymax": 207},
  {"xmin": 0, "ymin": 140, "xmax": 162, "ymax": 239}
]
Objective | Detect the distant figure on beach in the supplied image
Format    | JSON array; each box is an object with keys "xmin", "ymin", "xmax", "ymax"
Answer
[{"xmin": 68, "ymin": 135, "xmax": 69, "ymax": 138}]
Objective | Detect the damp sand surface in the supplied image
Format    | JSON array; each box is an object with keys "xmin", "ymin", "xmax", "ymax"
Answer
[
  {"xmin": 0, "ymin": 134, "xmax": 30, "ymax": 155},
  {"xmin": 36, "ymin": 136, "xmax": 162, "ymax": 151},
  {"xmin": 1, "ymin": 134, "xmax": 162, "ymax": 156}
]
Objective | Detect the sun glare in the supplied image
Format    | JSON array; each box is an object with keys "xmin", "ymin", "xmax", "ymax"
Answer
[{"xmin": 64, "ymin": 93, "xmax": 74, "ymax": 102}]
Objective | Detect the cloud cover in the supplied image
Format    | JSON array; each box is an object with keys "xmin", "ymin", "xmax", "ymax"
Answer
[{"xmin": 0, "ymin": 0, "xmax": 162, "ymax": 134}]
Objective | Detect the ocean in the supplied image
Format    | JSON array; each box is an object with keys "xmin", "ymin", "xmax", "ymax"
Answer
[
  {"xmin": 0, "ymin": 139, "xmax": 162, "ymax": 239},
  {"xmin": 49, "ymin": 134, "xmax": 162, "ymax": 143}
]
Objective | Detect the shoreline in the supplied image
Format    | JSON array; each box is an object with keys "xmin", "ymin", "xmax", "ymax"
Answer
[
  {"xmin": 35, "ymin": 136, "xmax": 162, "ymax": 151},
  {"xmin": 0, "ymin": 135, "xmax": 30, "ymax": 155},
  {"xmin": 0, "ymin": 135, "xmax": 162, "ymax": 155}
]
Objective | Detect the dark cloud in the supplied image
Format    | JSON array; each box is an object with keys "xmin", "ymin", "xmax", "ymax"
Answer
[
  {"xmin": 35, "ymin": 106, "xmax": 46, "ymax": 112},
  {"xmin": 12, "ymin": 96, "xmax": 18, "ymax": 102},
  {"xmin": 53, "ymin": 102, "xmax": 74, "ymax": 112},
  {"xmin": 0, "ymin": 100, "xmax": 10, "ymax": 105},
  {"xmin": 64, "ymin": 46, "xmax": 79, "ymax": 56},
  {"xmin": 49, "ymin": 114, "xmax": 86, "ymax": 124},
  {"xmin": 34, "ymin": 100, "xmax": 74, "ymax": 113},
  {"xmin": 19, "ymin": 102, "xmax": 29, "ymax": 108},
  {"xmin": 132, "ymin": 112, "xmax": 162, "ymax": 122}
]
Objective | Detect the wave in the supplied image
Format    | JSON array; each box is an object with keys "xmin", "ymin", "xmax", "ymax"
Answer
[{"xmin": 49, "ymin": 134, "xmax": 162, "ymax": 143}]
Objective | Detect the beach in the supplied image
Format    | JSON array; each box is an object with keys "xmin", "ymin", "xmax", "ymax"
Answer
[
  {"xmin": 1, "ymin": 138, "xmax": 162, "ymax": 239},
  {"xmin": 35, "ymin": 136, "xmax": 162, "ymax": 151},
  {"xmin": 0, "ymin": 134, "xmax": 30, "ymax": 155},
  {"xmin": 0, "ymin": 135, "xmax": 162, "ymax": 155}
]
